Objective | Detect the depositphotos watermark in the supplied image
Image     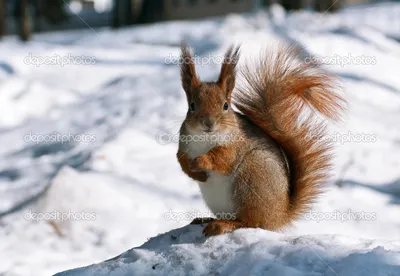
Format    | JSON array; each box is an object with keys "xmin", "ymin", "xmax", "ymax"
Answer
[
  {"xmin": 307, "ymin": 131, "xmax": 377, "ymax": 145},
  {"xmin": 24, "ymin": 132, "xmax": 96, "ymax": 144},
  {"xmin": 24, "ymin": 209, "xmax": 96, "ymax": 222},
  {"xmin": 155, "ymin": 131, "xmax": 245, "ymax": 145},
  {"xmin": 165, "ymin": 53, "xmax": 238, "ymax": 66},
  {"xmin": 24, "ymin": 53, "xmax": 96, "ymax": 67},
  {"xmin": 304, "ymin": 209, "xmax": 377, "ymax": 223},
  {"xmin": 164, "ymin": 209, "xmax": 236, "ymax": 223},
  {"xmin": 304, "ymin": 53, "xmax": 377, "ymax": 67}
]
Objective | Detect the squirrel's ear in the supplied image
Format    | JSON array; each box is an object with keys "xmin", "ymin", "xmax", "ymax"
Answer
[
  {"xmin": 180, "ymin": 44, "xmax": 200, "ymax": 99},
  {"xmin": 217, "ymin": 45, "xmax": 240, "ymax": 96}
]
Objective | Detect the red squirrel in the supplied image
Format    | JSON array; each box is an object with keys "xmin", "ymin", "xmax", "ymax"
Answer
[{"xmin": 176, "ymin": 43, "xmax": 345, "ymax": 237}]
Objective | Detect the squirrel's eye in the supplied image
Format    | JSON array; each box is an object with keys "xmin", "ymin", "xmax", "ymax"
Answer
[
  {"xmin": 190, "ymin": 102, "xmax": 195, "ymax": 112},
  {"xmin": 223, "ymin": 102, "xmax": 229, "ymax": 111}
]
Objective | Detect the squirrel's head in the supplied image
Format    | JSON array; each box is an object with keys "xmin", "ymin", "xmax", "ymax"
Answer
[{"xmin": 180, "ymin": 44, "xmax": 240, "ymax": 134}]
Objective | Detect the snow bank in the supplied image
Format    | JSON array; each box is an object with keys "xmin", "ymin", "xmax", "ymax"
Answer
[
  {"xmin": 1, "ymin": 2, "xmax": 400, "ymax": 275},
  {"xmin": 56, "ymin": 225, "xmax": 400, "ymax": 276}
]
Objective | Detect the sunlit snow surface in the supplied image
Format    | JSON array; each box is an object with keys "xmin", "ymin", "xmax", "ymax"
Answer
[{"xmin": 0, "ymin": 3, "xmax": 399, "ymax": 276}]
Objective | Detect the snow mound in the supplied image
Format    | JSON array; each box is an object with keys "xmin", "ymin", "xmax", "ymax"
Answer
[{"xmin": 56, "ymin": 225, "xmax": 400, "ymax": 276}]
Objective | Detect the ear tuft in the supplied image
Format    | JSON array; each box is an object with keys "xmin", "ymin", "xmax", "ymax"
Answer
[
  {"xmin": 180, "ymin": 43, "xmax": 201, "ymax": 99},
  {"xmin": 217, "ymin": 45, "xmax": 241, "ymax": 96}
]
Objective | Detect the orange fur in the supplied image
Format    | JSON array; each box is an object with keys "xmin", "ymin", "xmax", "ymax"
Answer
[
  {"xmin": 177, "ymin": 43, "xmax": 346, "ymax": 235},
  {"xmin": 177, "ymin": 150, "xmax": 209, "ymax": 182},
  {"xmin": 233, "ymin": 44, "xmax": 346, "ymax": 222},
  {"xmin": 203, "ymin": 220, "xmax": 243, "ymax": 237},
  {"xmin": 180, "ymin": 44, "xmax": 201, "ymax": 102},
  {"xmin": 191, "ymin": 145, "xmax": 240, "ymax": 175}
]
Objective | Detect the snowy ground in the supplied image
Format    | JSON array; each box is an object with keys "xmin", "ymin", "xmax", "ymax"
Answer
[
  {"xmin": 56, "ymin": 225, "xmax": 400, "ymax": 276},
  {"xmin": 0, "ymin": 3, "xmax": 399, "ymax": 276}
]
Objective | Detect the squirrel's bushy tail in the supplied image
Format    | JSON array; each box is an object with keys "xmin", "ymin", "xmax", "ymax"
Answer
[{"xmin": 233, "ymin": 44, "xmax": 346, "ymax": 222}]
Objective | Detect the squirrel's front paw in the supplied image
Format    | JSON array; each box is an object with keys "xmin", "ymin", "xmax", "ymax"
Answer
[{"xmin": 190, "ymin": 155, "xmax": 212, "ymax": 172}]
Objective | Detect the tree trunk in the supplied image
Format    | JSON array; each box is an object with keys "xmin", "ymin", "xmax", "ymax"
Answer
[
  {"xmin": 112, "ymin": 0, "xmax": 123, "ymax": 28},
  {"xmin": 129, "ymin": 0, "xmax": 144, "ymax": 24},
  {"xmin": 16, "ymin": 0, "xmax": 31, "ymax": 41},
  {"xmin": 280, "ymin": 0, "xmax": 303, "ymax": 10},
  {"xmin": 0, "ymin": 0, "xmax": 6, "ymax": 38},
  {"xmin": 41, "ymin": 0, "xmax": 68, "ymax": 25},
  {"xmin": 315, "ymin": 0, "xmax": 340, "ymax": 12},
  {"xmin": 137, "ymin": 0, "xmax": 163, "ymax": 23},
  {"xmin": 33, "ymin": 0, "xmax": 41, "ymax": 32}
]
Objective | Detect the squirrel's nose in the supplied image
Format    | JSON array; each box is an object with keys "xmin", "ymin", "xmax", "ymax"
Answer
[{"xmin": 203, "ymin": 118, "xmax": 216, "ymax": 130}]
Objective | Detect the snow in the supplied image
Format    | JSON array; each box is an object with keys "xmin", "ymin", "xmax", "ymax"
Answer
[
  {"xmin": 56, "ymin": 225, "xmax": 400, "ymax": 276},
  {"xmin": 0, "ymin": 2, "xmax": 399, "ymax": 276}
]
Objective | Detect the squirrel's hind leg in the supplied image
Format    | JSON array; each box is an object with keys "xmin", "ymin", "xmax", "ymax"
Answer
[
  {"xmin": 233, "ymin": 149, "xmax": 290, "ymax": 231},
  {"xmin": 203, "ymin": 219, "xmax": 244, "ymax": 237}
]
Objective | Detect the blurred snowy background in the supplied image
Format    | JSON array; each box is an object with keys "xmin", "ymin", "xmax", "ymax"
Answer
[{"xmin": 0, "ymin": 0, "xmax": 399, "ymax": 275}]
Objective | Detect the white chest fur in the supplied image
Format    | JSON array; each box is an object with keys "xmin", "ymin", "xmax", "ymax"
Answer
[{"xmin": 183, "ymin": 133, "xmax": 236, "ymax": 216}]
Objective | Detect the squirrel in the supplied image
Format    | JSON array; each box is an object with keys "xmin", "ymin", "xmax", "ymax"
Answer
[{"xmin": 176, "ymin": 43, "xmax": 345, "ymax": 237}]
